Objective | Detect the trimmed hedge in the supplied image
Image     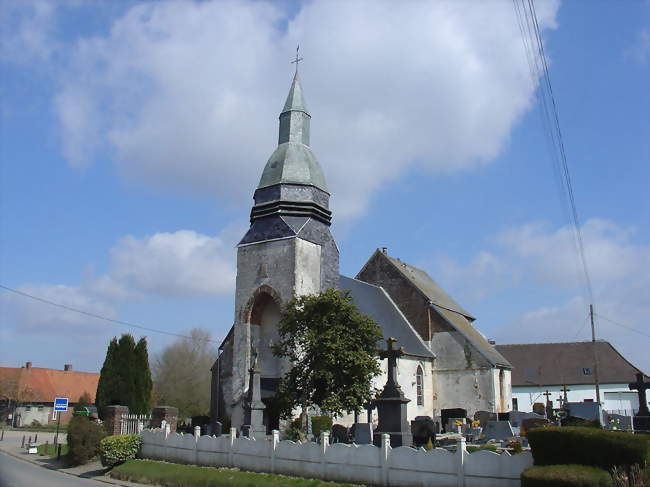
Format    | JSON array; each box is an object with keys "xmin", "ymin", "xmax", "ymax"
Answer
[
  {"xmin": 527, "ymin": 427, "xmax": 650, "ymax": 470},
  {"xmin": 99, "ymin": 434, "xmax": 142, "ymax": 467},
  {"xmin": 521, "ymin": 465, "xmax": 612, "ymax": 487}
]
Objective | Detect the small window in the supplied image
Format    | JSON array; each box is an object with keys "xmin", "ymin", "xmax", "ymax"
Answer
[
  {"xmin": 416, "ymin": 366, "xmax": 424, "ymax": 406},
  {"xmin": 25, "ymin": 406, "xmax": 31, "ymax": 411},
  {"xmin": 525, "ymin": 368, "xmax": 537, "ymax": 377},
  {"xmin": 37, "ymin": 406, "xmax": 44, "ymax": 411},
  {"xmin": 582, "ymin": 367, "xmax": 592, "ymax": 375}
]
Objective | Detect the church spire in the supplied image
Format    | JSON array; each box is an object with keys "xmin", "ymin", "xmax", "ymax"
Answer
[{"xmin": 278, "ymin": 71, "xmax": 310, "ymax": 145}]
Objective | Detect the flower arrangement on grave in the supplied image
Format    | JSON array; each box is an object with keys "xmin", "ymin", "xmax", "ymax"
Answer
[
  {"xmin": 454, "ymin": 419, "xmax": 464, "ymax": 427},
  {"xmin": 608, "ymin": 417, "xmax": 621, "ymax": 431},
  {"xmin": 471, "ymin": 420, "xmax": 480, "ymax": 428}
]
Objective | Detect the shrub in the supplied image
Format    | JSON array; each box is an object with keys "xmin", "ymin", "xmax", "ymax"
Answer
[
  {"xmin": 66, "ymin": 416, "xmax": 106, "ymax": 466},
  {"xmin": 311, "ymin": 416, "xmax": 333, "ymax": 437},
  {"xmin": 467, "ymin": 444, "xmax": 499, "ymax": 453},
  {"xmin": 99, "ymin": 434, "xmax": 142, "ymax": 467},
  {"xmin": 521, "ymin": 465, "xmax": 612, "ymax": 487},
  {"xmin": 527, "ymin": 427, "xmax": 650, "ymax": 470}
]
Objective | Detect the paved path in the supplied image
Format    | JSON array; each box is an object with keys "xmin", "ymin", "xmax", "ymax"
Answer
[
  {"xmin": 0, "ymin": 430, "xmax": 148, "ymax": 487},
  {"xmin": 0, "ymin": 453, "xmax": 103, "ymax": 487}
]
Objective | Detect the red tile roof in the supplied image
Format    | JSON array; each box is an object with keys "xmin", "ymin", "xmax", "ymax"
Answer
[{"xmin": 0, "ymin": 365, "xmax": 99, "ymax": 404}]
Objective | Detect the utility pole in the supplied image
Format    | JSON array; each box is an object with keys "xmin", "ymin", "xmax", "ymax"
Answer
[{"xmin": 590, "ymin": 304, "xmax": 601, "ymax": 404}]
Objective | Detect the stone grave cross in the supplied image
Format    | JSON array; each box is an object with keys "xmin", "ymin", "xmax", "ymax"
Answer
[
  {"xmin": 561, "ymin": 384, "xmax": 571, "ymax": 404},
  {"xmin": 629, "ymin": 372, "xmax": 650, "ymax": 416},
  {"xmin": 374, "ymin": 337, "xmax": 412, "ymax": 447},
  {"xmin": 242, "ymin": 348, "xmax": 266, "ymax": 438},
  {"xmin": 543, "ymin": 390, "xmax": 553, "ymax": 418}
]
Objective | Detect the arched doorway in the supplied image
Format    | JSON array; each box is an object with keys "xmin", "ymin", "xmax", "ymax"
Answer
[{"xmin": 247, "ymin": 287, "xmax": 282, "ymax": 432}]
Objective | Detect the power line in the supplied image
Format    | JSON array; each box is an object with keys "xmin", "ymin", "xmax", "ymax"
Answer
[
  {"xmin": 596, "ymin": 313, "xmax": 650, "ymax": 340},
  {"xmin": 511, "ymin": 0, "xmax": 595, "ymax": 305},
  {"xmin": 0, "ymin": 284, "xmax": 221, "ymax": 344}
]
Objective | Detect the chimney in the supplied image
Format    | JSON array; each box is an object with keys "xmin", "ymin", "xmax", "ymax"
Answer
[
  {"xmin": 488, "ymin": 340, "xmax": 496, "ymax": 345},
  {"xmin": 381, "ymin": 247, "xmax": 388, "ymax": 255},
  {"xmin": 64, "ymin": 364, "xmax": 73, "ymax": 371},
  {"xmin": 25, "ymin": 361, "xmax": 32, "ymax": 369}
]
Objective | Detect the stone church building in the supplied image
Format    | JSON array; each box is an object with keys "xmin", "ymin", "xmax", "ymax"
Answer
[{"xmin": 211, "ymin": 72, "xmax": 512, "ymax": 432}]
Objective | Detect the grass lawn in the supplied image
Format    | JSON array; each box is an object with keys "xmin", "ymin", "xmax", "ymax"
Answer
[
  {"xmin": 111, "ymin": 459, "xmax": 365, "ymax": 487},
  {"xmin": 37, "ymin": 443, "xmax": 69, "ymax": 457}
]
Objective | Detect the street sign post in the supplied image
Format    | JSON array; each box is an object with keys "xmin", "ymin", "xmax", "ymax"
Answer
[{"xmin": 53, "ymin": 397, "xmax": 68, "ymax": 446}]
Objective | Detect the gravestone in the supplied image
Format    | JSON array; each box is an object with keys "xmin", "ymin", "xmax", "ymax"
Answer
[
  {"xmin": 520, "ymin": 417, "xmax": 553, "ymax": 436},
  {"xmin": 474, "ymin": 410, "xmax": 498, "ymax": 427},
  {"xmin": 373, "ymin": 338, "xmax": 413, "ymax": 447},
  {"xmin": 331, "ymin": 424, "xmax": 349, "ymax": 443},
  {"xmin": 411, "ymin": 416, "xmax": 436, "ymax": 447},
  {"xmin": 532, "ymin": 403, "xmax": 546, "ymax": 416},
  {"xmin": 629, "ymin": 373, "xmax": 650, "ymax": 432},
  {"xmin": 498, "ymin": 412, "xmax": 510, "ymax": 421},
  {"xmin": 241, "ymin": 349, "xmax": 266, "ymax": 439},
  {"xmin": 565, "ymin": 402, "xmax": 603, "ymax": 422},
  {"xmin": 446, "ymin": 417, "xmax": 466, "ymax": 434},
  {"xmin": 441, "ymin": 408, "xmax": 467, "ymax": 432},
  {"xmin": 604, "ymin": 412, "xmax": 633, "ymax": 431},
  {"xmin": 482, "ymin": 420, "xmax": 514, "ymax": 441},
  {"xmin": 353, "ymin": 423, "xmax": 373, "ymax": 444},
  {"xmin": 508, "ymin": 411, "xmax": 544, "ymax": 428}
]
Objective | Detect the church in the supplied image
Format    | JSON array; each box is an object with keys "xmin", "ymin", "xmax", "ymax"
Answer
[{"xmin": 211, "ymin": 71, "xmax": 512, "ymax": 432}]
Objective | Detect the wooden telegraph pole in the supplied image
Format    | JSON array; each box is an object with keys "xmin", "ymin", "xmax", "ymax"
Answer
[{"xmin": 589, "ymin": 305, "xmax": 601, "ymax": 404}]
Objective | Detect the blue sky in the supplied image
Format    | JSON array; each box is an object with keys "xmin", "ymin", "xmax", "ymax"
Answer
[{"xmin": 1, "ymin": 0, "xmax": 648, "ymax": 377}]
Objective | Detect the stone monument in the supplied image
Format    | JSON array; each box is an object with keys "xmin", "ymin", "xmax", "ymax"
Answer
[
  {"xmin": 241, "ymin": 349, "xmax": 266, "ymax": 439},
  {"xmin": 629, "ymin": 372, "xmax": 650, "ymax": 432},
  {"xmin": 373, "ymin": 337, "xmax": 412, "ymax": 447}
]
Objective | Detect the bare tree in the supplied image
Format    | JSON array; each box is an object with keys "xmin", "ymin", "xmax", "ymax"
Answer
[{"xmin": 152, "ymin": 328, "xmax": 218, "ymax": 418}]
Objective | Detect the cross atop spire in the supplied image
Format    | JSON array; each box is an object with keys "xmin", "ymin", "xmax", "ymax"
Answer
[{"xmin": 291, "ymin": 45, "xmax": 303, "ymax": 73}]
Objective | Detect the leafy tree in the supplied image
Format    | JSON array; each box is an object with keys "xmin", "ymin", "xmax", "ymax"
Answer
[
  {"xmin": 272, "ymin": 288, "xmax": 382, "ymax": 418},
  {"xmin": 96, "ymin": 334, "xmax": 152, "ymax": 418},
  {"xmin": 152, "ymin": 328, "xmax": 218, "ymax": 417},
  {"xmin": 74, "ymin": 392, "xmax": 92, "ymax": 413}
]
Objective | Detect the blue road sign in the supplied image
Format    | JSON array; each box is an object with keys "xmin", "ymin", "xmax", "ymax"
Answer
[{"xmin": 54, "ymin": 397, "xmax": 68, "ymax": 412}]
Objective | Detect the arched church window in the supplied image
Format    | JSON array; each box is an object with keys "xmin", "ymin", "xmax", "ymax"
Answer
[{"xmin": 416, "ymin": 365, "xmax": 424, "ymax": 406}]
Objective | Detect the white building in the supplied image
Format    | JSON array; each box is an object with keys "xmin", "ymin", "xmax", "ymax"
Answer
[{"xmin": 494, "ymin": 341, "xmax": 646, "ymax": 415}]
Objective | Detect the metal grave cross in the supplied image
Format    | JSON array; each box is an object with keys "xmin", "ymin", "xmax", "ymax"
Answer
[
  {"xmin": 291, "ymin": 45, "xmax": 303, "ymax": 72},
  {"xmin": 629, "ymin": 372, "xmax": 650, "ymax": 416},
  {"xmin": 379, "ymin": 337, "xmax": 404, "ymax": 388}
]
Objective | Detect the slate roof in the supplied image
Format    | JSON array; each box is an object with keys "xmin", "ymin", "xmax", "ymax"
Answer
[
  {"xmin": 0, "ymin": 365, "xmax": 99, "ymax": 403},
  {"xmin": 495, "ymin": 341, "xmax": 646, "ymax": 387},
  {"xmin": 339, "ymin": 276, "xmax": 434, "ymax": 359},
  {"xmin": 258, "ymin": 142, "xmax": 328, "ymax": 192},
  {"xmin": 434, "ymin": 305, "xmax": 511, "ymax": 368},
  {"xmin": 385, "ymin": 256, "xmax": 476, "ymax": 321}
]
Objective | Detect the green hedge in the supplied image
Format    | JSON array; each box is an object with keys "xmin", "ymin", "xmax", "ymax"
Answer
[
  {"xmin": 521, "ymin": 465, "xmax": 612, "ymax": 487},
  {"xmin": 311, "ymin": 416, "xmax": 333, "ymax": 437},
  {"xmin": 99, "ymin": 434, "xmax": 142, "ymax": 467},
  {"xmin": 66, "ymin": 416, "xmax": 106, "ymax": 466},
  {"xmin": 527, "ymin": 427, "xmax": 650, "ymax": 470}
]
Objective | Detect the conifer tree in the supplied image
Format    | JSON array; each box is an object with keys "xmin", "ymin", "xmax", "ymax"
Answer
[
  {"xmin": 133, "ymin": 337, "xmax": 153, "ymax": 414},
  {"xmin": 95, "ymin": 334, "xmax": 152, "ymax": 418}
]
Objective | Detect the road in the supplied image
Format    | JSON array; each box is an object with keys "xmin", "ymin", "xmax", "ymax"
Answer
[{"xmin": 0, "ymin": 452, "xmax": 103, "ymax": 487}]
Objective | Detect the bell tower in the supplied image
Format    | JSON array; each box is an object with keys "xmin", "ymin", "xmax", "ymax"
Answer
[{"xmin": 226, "ymin": 70, "xmax": 339, "ymax": 428}]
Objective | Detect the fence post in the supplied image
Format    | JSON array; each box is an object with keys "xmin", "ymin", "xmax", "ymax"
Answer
[
  {"xmin": 381, "ymin": 433, "xmax": 390, "ymax": 487},
  {"xmin": 456, "ymin": 436, "xmax": 466, "ymax": 487},
  {"xmin": 320, "ymin": 431, "xmax": 329, "ymax": 480},
  {"xmin": 229, "ymin": 427, "xmax": 237, "ymax": 468},
  {"xmin": 271, "ymin": 430, "xmax": 279, "ymax": 474}
]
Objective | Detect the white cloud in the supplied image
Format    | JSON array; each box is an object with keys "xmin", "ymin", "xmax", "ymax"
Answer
[
  {"xmin": 0, "ymin": 227, "xmax": 237, "ymax": 347},
  {"xmin": 435, "ymin": 218, "xmax": 650, "ymax": 372},
  {"xmin": 439, "ymin": 219, "xmax": 650, "ymax": 294},
  {"xmin": 7, "ymin": 0, "xmax": 559, "ymax": 219},
  {"xmin": 108, "ymin": 230, "xmax": 236, "ymax": 297}
]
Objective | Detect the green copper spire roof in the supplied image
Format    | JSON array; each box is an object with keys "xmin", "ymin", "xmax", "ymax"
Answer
[
  {"xmin": 282, "ymin": 72, "xmax": 309, "ymax": 114},
  {"xmin": 257, "ymin": 72, "xmax": 328, "ymax": 192}
]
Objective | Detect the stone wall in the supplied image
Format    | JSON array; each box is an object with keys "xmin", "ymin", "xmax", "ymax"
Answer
[{"xmin": 141, "ymin": 428, "xmax": 532, "ymax": 487}]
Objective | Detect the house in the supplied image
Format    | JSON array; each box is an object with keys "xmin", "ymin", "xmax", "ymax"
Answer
[
  {"xmin": 494, "ymin": 341, "xmax": 647, "ymax": 415},
  {"xmin": 0, "ymin": 362, "xmax": 99, "ymax": 426},
  {"xmin": 212, "ymin": 71, "xmax": 512, "ymax": 432}
]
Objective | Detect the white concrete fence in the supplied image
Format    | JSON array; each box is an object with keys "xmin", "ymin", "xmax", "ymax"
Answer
[{"xmin": 140, "ymin": 428, "xmax": 532, "ymax": 487}]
